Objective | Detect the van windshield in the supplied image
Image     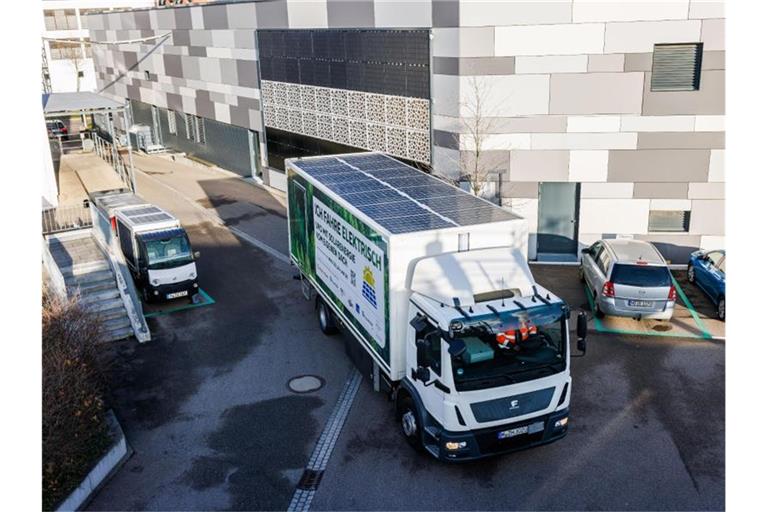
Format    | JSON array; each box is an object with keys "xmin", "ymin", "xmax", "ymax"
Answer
[
  {"xmin": 611, "ymin": 264, "xmax": 671, "ymax": 287},
  {"xmin": 141, "ymin": 234, "xmax": 193, "ymax": 270},
  {"xmin": 449, "ymin": 303, "xmax": 567, "ymax": 392}
]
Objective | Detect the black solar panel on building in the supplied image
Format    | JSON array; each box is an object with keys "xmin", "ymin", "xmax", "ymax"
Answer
[{"xmin": 289, "ymin": 153, "xmax": 520, "ymax": 235}]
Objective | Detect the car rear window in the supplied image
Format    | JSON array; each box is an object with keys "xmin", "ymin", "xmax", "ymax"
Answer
[{"xmin": 610, "ymin": 264, "xmax": 671, "ymax": 287}]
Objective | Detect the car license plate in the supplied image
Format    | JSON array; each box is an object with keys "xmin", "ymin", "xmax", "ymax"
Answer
[
  {"xmin": 628, "ymin": 299, "xmax": 653, "ymax": 307},
  {"xmin": 167, "ymin": 290, "xmax": 188, "ymax": 299},
  {"xmin": 497, "ymin": 426, "xmax": 528, "ymax": 439}
]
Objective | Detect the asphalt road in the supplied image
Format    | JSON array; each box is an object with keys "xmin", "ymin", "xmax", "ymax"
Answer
[{"xmin": 88, "ymin": 165, "xmax": 724, "ymax": 511}]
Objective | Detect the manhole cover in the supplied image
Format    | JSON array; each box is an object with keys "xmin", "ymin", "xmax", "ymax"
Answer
[
  {"xmin": 652, "ymin": 324, "xmax": 672, "ymax": 332},
  {"xmin": 287, "ymin": 375, "xmax": 324, "ymax": 394}
]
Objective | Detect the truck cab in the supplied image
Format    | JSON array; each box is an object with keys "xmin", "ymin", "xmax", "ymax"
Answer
[{"xmin": 398, "ymin": 247, "xmax": 585, "ymax": 461}]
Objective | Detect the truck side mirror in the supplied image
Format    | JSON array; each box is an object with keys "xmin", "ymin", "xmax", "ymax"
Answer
[
  {"xmin": 193, "ymin": 251, "xmax": 201, "ymax": 259},
  {"xmin": 576, "ymin": 311, "xmax": 588, "ymax": 353},
  {"xmin": 413, "ymin": 366, "xmax": 430, "ymax": 384},
  {"xmin": 415, "ymin": 338, "xmax": 428, "ymax": 368}
]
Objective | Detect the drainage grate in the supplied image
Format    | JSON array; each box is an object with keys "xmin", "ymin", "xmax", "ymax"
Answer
[{"xmin": 297, "ymin": 469, "xmax": 324, "ymax": 490}]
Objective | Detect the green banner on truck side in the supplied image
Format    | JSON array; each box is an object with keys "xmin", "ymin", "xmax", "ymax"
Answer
[{"xmin": 288, "ymin": 169, "xmax": 390, "ymax": 366}]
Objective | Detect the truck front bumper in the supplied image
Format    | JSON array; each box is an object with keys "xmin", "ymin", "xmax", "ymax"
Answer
[
  {"xmin": 433, "ymin": 407, "xmax": 569, "ymax": 462},
  {"xmin": 147, "ymin": 279, "xmax": 198, "ymax": 302}
]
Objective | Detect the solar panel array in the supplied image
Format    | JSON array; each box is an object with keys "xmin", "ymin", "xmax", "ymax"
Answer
[
  {"xmin": 291, "ymin": 153, "xmax": 519, "ymax": 235},
  {"xmin": 122, "ymin": 205, "xmax": 175, "ymax": 227}
]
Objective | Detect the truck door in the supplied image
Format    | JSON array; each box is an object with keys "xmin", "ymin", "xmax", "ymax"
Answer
[{"xmin": 408, "ymin": 308, "xmax": 448, "ymax": 425}]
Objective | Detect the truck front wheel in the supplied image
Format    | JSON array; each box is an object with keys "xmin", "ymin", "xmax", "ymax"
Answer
[
  {"xmin": 397, "ymin": 396, "xmax": 424, "ymax": 451},
  {"xmin": 317, "ymin": 299, "xmax": 339, "ymax": 335}
]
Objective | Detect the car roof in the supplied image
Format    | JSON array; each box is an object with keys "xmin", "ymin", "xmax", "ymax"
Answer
[{"xmin": 602, "ymin": 239, "xmax": 666, "ymax": 265}]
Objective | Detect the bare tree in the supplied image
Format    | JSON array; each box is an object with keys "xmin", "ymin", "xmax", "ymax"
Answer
[
  {"xmin": 56, "ymin": 42, "xmax": 85, "ymax": 92},
  {"xmin": 453, "ymin": 77, "xmax": 503, "ymax": 202}
]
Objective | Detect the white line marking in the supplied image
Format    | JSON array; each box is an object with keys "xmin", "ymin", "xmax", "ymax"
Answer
[
  {"xmin": 287, "ymin": 370, "xmax": 362, "ymax": 512},
  {"xmin": 136, "ymin": 169, "xmax": 292, "ymax": 265}
]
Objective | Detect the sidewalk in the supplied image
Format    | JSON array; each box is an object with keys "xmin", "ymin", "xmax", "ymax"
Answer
[{"xmin": 131, "ymin": 153, "xmax": 290, "ymax": 260}]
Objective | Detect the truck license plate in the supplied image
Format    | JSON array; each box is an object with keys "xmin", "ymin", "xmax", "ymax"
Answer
[
  {"xmin": 167, "ymin": 290, "xmax": 188, "ymax": 299},
  {"xmin": 628, "ymin": 299, "xmax": 653, "ymax": 307},
  {"xmin": 497, "ymin": 426, "xmax": 528, "ymax": 439}
]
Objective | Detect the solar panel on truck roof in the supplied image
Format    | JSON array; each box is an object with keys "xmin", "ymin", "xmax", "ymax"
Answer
[{"xmin": 289, "ymin": 152, "xmax": 520, "ymax": 234}]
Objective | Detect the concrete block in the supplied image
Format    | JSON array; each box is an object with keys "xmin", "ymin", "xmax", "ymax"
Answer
[
  {"xmin": 620, "ymin": 115, "xmax": 695, "ymax": 132},
  {"xmin": 624, "ymin": 52, "xmax": 653, "ymax": 72},
  {"xmin": 579, "ymin": 198, "xmax": 650, "ymax": 234},
  {"xmin": 689, "ymin": 200, "xmax": 724, "ymax": 235},
  {"xmin": 642, "ymin": 70, "xmax": 725, "ymax": 115},
  {"xmin": 550, "ymin": 72, "xmax": 645, "ymax": 115},
  {"xmin": 650, "ymin": 199, "xmax": 692, "ymax": 210},
  {"xmin": 460, "ymin": 0, "xmax": 571, "ymax": 26},
  {"xmin": 604, "ymin": 20, "xmax": 702, "ymax": 54},
  {"xmin": 374, "ymin": 0, "xmax": 431, "ymax": 28},
  {"xmin": 688, "ymin": 182, "xmax": 725, "ymax": 199},
  {"xmin": 531, "ymin": 133, "xmax": 637, "ymax": 150},
  {"xmin": 516, "ymin": 55, "xmax": 588, "ymax": 74},
  {"xmin": 608, "ymin": 149, "xmax": 711, "ymax": 182},
  {"xmin": 567, "ymin": 116, "xmax": 621, "ymax": 133},
  {"xmin": 573, "ymin": 0, "xmax": 689, "ymax": 22},
  {"xmin": 689, "ymin": 1, "xmax": 725, "ymax": 19},
  {"xmin": 637, "ymin": 132, "xmax": 725, "ymax": 150},
  {"xmin": 581, "ymin": 183, "xmax": 635, "ymax": 198},
  {"xmin": 460, "ymin": 75, "xmax": 550, "ymax": 117},
  {"xmin": 702, "ymin": 19, "xmax": 725, "ymax": 51},
  {"xmin": 509, "ymin": 151, "xmax": 569, "ymax": 182},
  {"xmin": 433, "ymin": 27, "xmax": 495, "ymax": 57},
  {"xmin": 633, "ymin": 182, "xmax": 689, "ymax": 199},
  {"xmin": 708, "ymin": 150, "xmax": 724, "ymax": 182},
  {"xmin": 568, "ymin": 150, "xmax": 609, "ymax": 182},
  {"xmin": 495, "ymin": 23, "xmax": 605, "ymax": 57},
  {"xmin": 588, "ymin": 53, "xmax": 625, "ymax": 72},
  {"xmin": 287, "ymin": 0, "xmax": 329, "ymax": 28}
]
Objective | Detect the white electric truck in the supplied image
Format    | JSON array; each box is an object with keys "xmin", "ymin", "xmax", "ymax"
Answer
[
  {"xmin": 286, "ymin": 152, "xmax": 587, "ymax": 461},
  {"xmin": 90, "ymin": 189, "xmax": 200, "ymax": 303}
]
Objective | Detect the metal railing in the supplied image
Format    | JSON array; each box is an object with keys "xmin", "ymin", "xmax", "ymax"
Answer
[
  {"xmin": 92, "ymin": 133, "xmax": 132, "ymax": 188},
  {"xmin": 42, "ymin": 203, "xmax": 94, "ymax": 235}
]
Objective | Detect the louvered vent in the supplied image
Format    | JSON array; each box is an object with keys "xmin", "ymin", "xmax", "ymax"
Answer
[
  {"xmin": 651, "ymin": 43, "xmax": 703, "ymax": 91},
  {"xmin": 649, "ymin": 210, "xmax": 691, "ymax": 232}
]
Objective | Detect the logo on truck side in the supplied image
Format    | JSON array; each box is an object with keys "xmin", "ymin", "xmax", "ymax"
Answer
[{"xmin": 362, "ymin": 266, "xmax": 377, "ymax": 308}]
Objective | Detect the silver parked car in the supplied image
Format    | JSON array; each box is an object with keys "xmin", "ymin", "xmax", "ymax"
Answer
[{"xmin": 579, "ymin": 239, "xmax": 676, "ymax": 321}]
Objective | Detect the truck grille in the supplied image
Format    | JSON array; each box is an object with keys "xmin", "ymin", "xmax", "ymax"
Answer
[{"xmin": 470, "ymin": 387, "xmax": 555, "ymax": 423}]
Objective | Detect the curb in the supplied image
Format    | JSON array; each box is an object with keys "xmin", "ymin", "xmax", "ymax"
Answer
[{"xmin": 56, "ymin": 410, "xmax": 132, "ymax": 512}]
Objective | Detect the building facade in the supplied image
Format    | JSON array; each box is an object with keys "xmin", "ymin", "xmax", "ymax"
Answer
[
  {"xmin": 43, "ymin": 0, "xmax": 155, "ymax": 92},
  {"xmin": 87, "ymin": 0, "xmax": 725, "ymax": 262}
]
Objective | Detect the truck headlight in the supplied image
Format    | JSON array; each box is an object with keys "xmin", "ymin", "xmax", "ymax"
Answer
[
  {"xmin": 193, "ymin": 282, "xmax": 198, "ymax": 288},
  {"xmin": 445, "ymin": 441, "xmax": 467, "ymax": 451},
  {"xmin": 554, "ymin": 417, "xmax": 569, "ymax": 429}
]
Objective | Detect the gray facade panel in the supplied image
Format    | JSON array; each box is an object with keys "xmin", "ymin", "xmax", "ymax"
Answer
[
  {"xmin": 167, "ymin": 93, "xmax": 183, "ymax": 112},
  {"xmin": 642, "ymin": 70, "xmax": 725, "ymax": 115},
  {"xmin": 702, "ymin": 50, "xmax": 725, "ymax": 70},
  {"xmin": 174, "ymin": 6, "xmax": 193, "ymax": 30},
  {"xmin": 189, "ymin": 46, "xmax": 208, "ymax": 57},
  {"xmin": 172, "ymin": 30, "xmax": 191, "ymax": 47},
  {"xmin": 220, "ymin": 59, "xmax": 239, "ymax": 85},
  {"xmin": 624, "ymin": 53, "xmax": 652, "ymax": 72},
  {"xmin": 637, "ymin": 132, "xmax": 725, "ymax": 150},
  {"xmin": 236, "ymin": 59, "xmax": 259, "ymax": 88},
  {"xmin": 633, "ymin": 182, "xmax": 690, "ymax": 199},
  {"xmin": 203, "ymin": 4, "xmax": 229, "ymax": 30},
  {"xmin": 433, "ymin": 57, "xmax": 459, "ymax": 76},
  {"xmin": 254, "ymin": 0, "xmax": 289, "ymax": 29},
  {"xmin": 234, "ymin": 30, "xmax": 257, "ymax": 49},
  {"xmin": 461, "ymin": 150, "xmax": 510, "ymax": 174},
  {"xmin": 458, "ymin": 57, "xmax": 516, "ymax": 75},
  {"xmin": 510, "ymin": 151, "xmax": 569, "ymax": 182},
  {"xmin": 134, "ymin": 10, "xmax": 150, "ymax": 30},
  {"xmin": 432, "ymin": 0, "xmax": 459, "ymax": 28},
  {"xmin": 163, "ymin": 54, "xmax": 183, "ymax": 77},
  {"xmin": 433, "ymin": 129, "xmax": 458, "ymax": 149},
  {"xmin": 327, "ymin": 0, "xmax": 375, "ymax": 28},
  {"xmin": 608, "ymin": 150, "xmax": 711, "ymax": 183},
  {"xmin": 195, "ymin": 96, "xmax": 216, "ymax": 119},
  {"xmin": 502, "ymin": 181, "xmax": 539, "ymax": 199},
  {"xmin": 227, "ymin": 3, "xmax": 258, "ymax": 30},
  {"xmin": 229, "ymin": 105, "xmax": 251, "ymax": 129}
]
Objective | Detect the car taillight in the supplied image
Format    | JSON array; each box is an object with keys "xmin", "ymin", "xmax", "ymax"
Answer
[
  {"xmin": 61, "ymin": 127, "xmax": 67, "ymax": 133},
  {"xmin": 602, "ymin": 281, "xmax": 615, "ymax": 298},
  {"xmin": 668, "ymin": 286, "xmax": 677, "ymax": 301}
]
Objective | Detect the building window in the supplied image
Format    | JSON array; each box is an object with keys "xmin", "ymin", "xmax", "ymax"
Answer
[
  {"xmin": 194, "ymin": 116, "xmax": 206, "ymax": 144},
  {"xmin": 648, "ymin": 210, "xmax": 691, "ymax": 233},
  {"xmin": 44, "ymin": 9, "xmax": 78, "ymax": 31},
  {"xmin": 48, "ymin": 40, "xmax": 83, "ymax": 60},
  {"xmin": 167, "ymin": 110, "xmax": 177, "ymax": 135},
  {"xmin": 184, "ymin": 113, "xmax": 194, "ymax": 140},
  {"xmin": 651, "ymin": 43, "xmax": 703, "ymax": 91}
]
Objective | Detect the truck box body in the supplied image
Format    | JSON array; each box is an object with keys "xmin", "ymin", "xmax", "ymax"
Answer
[{"xmin": 286, "ymin": 153, "xmax": 529, "ymax": 381}]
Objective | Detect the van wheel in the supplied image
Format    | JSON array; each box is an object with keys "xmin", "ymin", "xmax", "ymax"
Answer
[
  {"xmin": 317, "ymin": 299, "xmax": 339, "ymax": 335},
  {"xmin": 397, "ymin": 396, "xmax": 423, "ymax": 452},
  {"xmin": 687, "ymin": 264, "xmax": 696, "ymax": 283},
  {"xmin": 717, "ymin": 297, "xmax": 725, "ymax": 321}
]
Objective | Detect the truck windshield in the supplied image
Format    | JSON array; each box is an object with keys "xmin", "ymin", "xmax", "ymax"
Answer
[
  {"xmin": 449, "ymin": 303, "xmax": 567, "ymax": 392},
  {"xmin": 142, "ymin": 235, "xmax": 193, "ymax": 270}
]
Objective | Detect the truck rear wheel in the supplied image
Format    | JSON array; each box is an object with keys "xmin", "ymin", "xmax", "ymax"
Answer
[
  {"xmin": 397, "ymin": 396, "xmax": 424, "ymax": 452},
  {"xmin": 317, "ymin": 299, "xmax": 339, "ymax": 335}
]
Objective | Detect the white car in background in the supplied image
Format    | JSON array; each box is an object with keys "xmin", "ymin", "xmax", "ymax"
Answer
[{"xmin": 579, "ymin": 239, "xmax": 676, "ymax": 321}]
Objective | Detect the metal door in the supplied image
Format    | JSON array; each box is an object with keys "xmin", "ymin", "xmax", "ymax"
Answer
[
  {"xmin": 150, "ymin": 105, "xmax": 163, "ymax": 146},
  {"xmin": 537, "ymin": 183, "xmax": 580, "ymax": 257}
]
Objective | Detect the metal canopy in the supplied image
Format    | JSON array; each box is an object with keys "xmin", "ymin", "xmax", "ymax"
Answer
[{"xmin": 42, "ymin": 92, "xmax": 125, "ymax": 117}]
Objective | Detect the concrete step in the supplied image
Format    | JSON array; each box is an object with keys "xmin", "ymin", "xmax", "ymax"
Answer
[
  {"xmin": 80, "ymin": 288, "xmax": 120, "ymax": 305},
  {"xmin": 60, "ymin": 261, "xmax": 110, "ymax": 277},
  {"xmin": 68, "ymin": 277, "xmax": 116, "ymax": 295},
  {"xmin": 84, "ymin": 296, "xmax": 124, "ymax": 313},
  {"xmin": 97, "ymin": 304, "xmax": 128, "ymax": 322},
  {"xmin": 65, "ymin": 269, "xmax": 114, "ymax": 286},
  {"xmin": 105, "ymin": 325, "xmax": 133, "ymax": 342},
  {"xmin": 102, "ymin": 315, "xmax": 131, "ymax": 333}
]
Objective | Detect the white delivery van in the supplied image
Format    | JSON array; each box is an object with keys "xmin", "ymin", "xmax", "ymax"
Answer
[{"xmin": 286, "ymin": 153, "xmax": 587, "ymax": 461}]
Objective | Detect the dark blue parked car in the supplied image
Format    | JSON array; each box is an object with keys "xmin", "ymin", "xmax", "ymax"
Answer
[{"xmin": 687, "ymin": 250, "xmax": 726, "ymax": 320}]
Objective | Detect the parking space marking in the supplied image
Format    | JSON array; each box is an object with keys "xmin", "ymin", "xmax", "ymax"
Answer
[
  {"xmin": 143, "ymin": 289, "xmax": 216, "ymax": 318},
  {"xmin": 287, "ymin": 369, "xmax": 362, "ymax": 512},
  {"xmin": 584, "ymin": 280, "xmax": 712, "ymax": 339}
]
